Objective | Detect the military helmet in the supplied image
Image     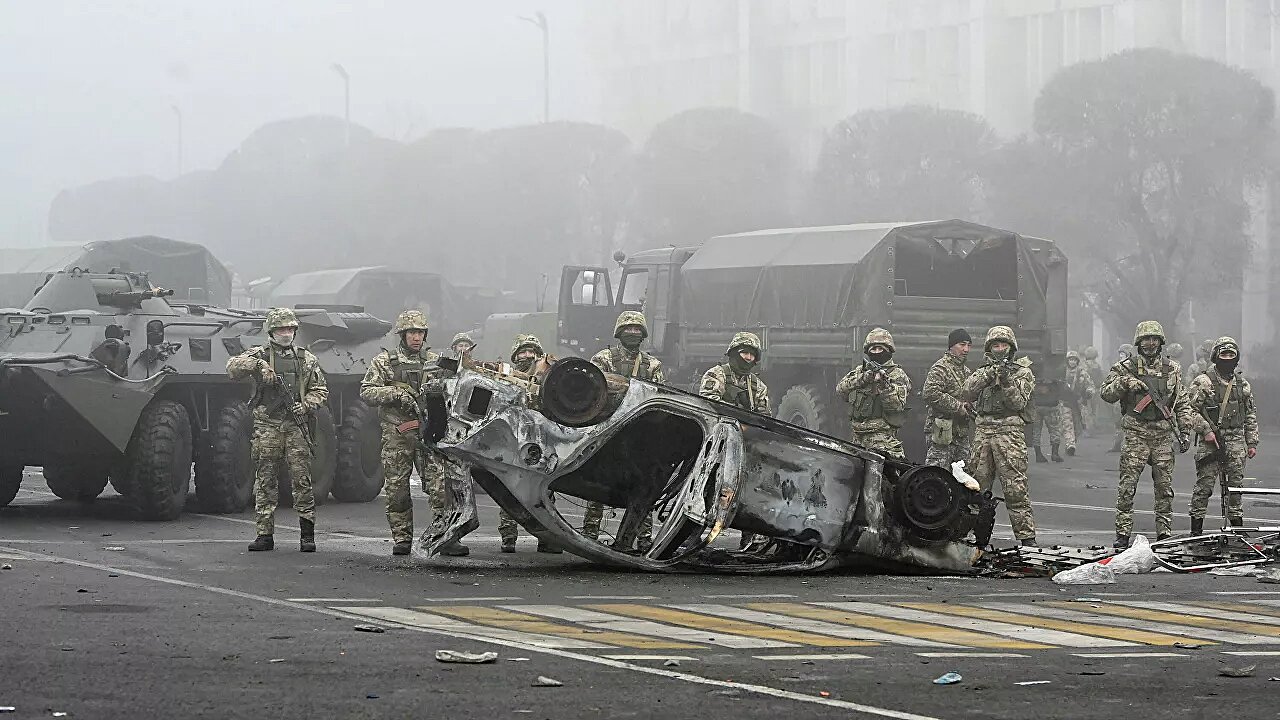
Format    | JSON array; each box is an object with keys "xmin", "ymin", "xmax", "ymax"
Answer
[
  {"xmin": 264, "ymin": 308, "xmax": 299, "ymax": 333},
  {"xmin": 393, "ymin": 309, "xmax": 429, "ymax": 334},
  {"xmin": 450, "ymin": 331, "xmax": 474, "ymax": 348},
  {"xmin": 1165, "ymin": 342, "xmax": 1183, "ymax": 359},
  {"xmin": 1213, "ymin": 336, "xmax": 1240, "ymax": 357},
  {"xmin": 1084, "ymin": 346, "xmax": 1098, "ymax": 360},
  {"xmin": 1187, "ymin": 362, "xmax": 1203, "ymax": 376},
  {"xmin": 1133, "ymin": 320, "xmax": 1166, "ymax": 345},
  {"xmin": 984, "ymin": 325, "xmax": 1017, "ymax": 352},
  {"xmin": 863, "ymin": 327, "xmax": 895, "ymax": 353},
  {"xmin": 1066, "ymin": 350, "xmax": 1080, "ymax": 363},
  {"xmin": 510, "ymin": 333, "xmax": 544, "ymax": 361},
  {"xmin": 726, "ymin": 331, "xmax": 762, "ymax": 356},
  {"xmin": 614, "ymin": 310, "xmax": 648, "ymax": 339}
]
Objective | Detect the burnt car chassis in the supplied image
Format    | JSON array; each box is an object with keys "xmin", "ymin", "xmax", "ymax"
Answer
[{"xmin": 423, "ymin": 358, "xmax": 998, "ymax": 574}]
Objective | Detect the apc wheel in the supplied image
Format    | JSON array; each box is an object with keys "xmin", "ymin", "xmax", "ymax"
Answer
[
  {"xmin": 777, "ymin": 384, "xmax": 833, "ymax": 433},
  {"xmin": 0, "ymin": 464, "xmax": 22, "ymax": 507},
  {"xmin": 281, "ymin": 405, "xmax": 337, "ymax": 507},
  {"xmin": 43, "ymin": 462, "xmax": 109, "ymax": 502},
  {"xmin": 124, "ymin": 400, "xmax": 193, "ymax": 521},
  {"xmin": 195, "ymin": 402, "xmax": 253, "ymax": 513},
  {"xmin": 333, "ymin": 401, "xmax": 384, "ymax": 503}
]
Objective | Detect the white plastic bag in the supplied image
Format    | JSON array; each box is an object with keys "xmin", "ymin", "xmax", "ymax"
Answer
[
  {"xmin": 950, "ymin": 460, "xmax": 980, "ymax": 492},
  {"xmin": 1102, "ymin": 534, "xmax": 1157, "ymax": 575},
  {"xmin": 1052, "ymin": 562, "xmax": 1117, "ymax": 585}
]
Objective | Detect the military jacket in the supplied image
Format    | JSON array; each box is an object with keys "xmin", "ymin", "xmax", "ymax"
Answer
[
  {"xmin": 1064, "ymin": 364, "xmax": 1095, "ymax": 407},
  {"xmin": 835, "ymin": 360, "xmax": 911, "ymax": 432},
  {"xmin": 1100, "ymin": 356, "xmax": 1202, "ymax": 433},
  {"xmin": 1189, "ymin": 368, "xmax": 1259, "ymax": 446},
  {"xmin": 360, "ymin": 346, "xmax": 444, "ymax": 425},
  {"xmin": 226, "ymin": 343, "xmax": 328, "ymax": 423},
  {"xmin": 700, "ymin": 363, "xmax": 770, "ymax": 414},
  {"xmin": 962, "ymin": 355, "xmax": 1035, "ymax": 427},
  {"xmin": 922, "ymin": 352, "xmax": 972, "ymax": 432},
  {"xmin": 590, "ymin": 345, "xmax": 665, "ymax": 383}
]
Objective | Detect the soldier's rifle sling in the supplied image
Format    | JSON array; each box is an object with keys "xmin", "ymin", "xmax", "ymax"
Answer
[{"xmin": 1124, "ymin": 362, "xmax": 1188, "ymax": 452}]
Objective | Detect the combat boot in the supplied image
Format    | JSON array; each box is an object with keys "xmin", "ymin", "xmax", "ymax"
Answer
[
  {"xmin": 392, "ymin": 542, "xmax": 412, "ymax": 556},
  {"xmin": 1066, "ymin": 444, "xmax": 1077, "ymax": 457},
  {"xmin": 1190, "ymin": 518, "xmax": 1204, "ymax": 536},
  {"xmin": 1034, "ymin": 446, "xmax": 1048, "ymax": 463},
  {"xmin": 501, "ymin": 538, "xmax": 516, "ymax": 553},
  {"xmin": 248, "ymin": 535, "xmax": 274, "ymax": 552},
  {"xmin": 1114, "ymin": 534, "xmax": 1130, "ymax": 550},
  {"xmin": 440, "ymin": 541, "xmax": 470, "ymax": 557},
  {"xmin": 1229, "ymin": 516, "xmax": 1245, "ymax": 528},
  {"xmin": 1020, "ymin": 537, "xmax": 1038, "ymax": 548},
  {"xmin": 299, "ymin": 519, "xmax": 316, "ymax": 552},
  {"xmin": 1050, "ymin": 443, "xmax": 1063, "ymax": 463}
]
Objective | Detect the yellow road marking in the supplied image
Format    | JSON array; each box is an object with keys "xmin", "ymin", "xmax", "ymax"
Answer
[
  {"xmin": 899, "ymin": 603, "xmax": 1207, "ymax": 647},
  {"xmin": 587, "ymin": 604, "xmax": 876, "ymax": 647},
  {"xmin": 426, "ymin": 606, "xmax": 702, "ymax": 649},
  {"xmin": 1046, "ymin": 602, "xmax": 1280, "ymax": 638},
  {"xmin": 746, "ymin": 602, "xmax": 1050, "ymax": 650},
  {"xmin": 1188, "ymin": 601, "xmax": 1280, "ymax": 620}
]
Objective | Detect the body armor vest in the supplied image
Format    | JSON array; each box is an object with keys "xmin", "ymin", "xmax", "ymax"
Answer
[
  {"xmin": 609, "ymin": 346, "xmax": 654, "ymax": 380},
  {"xmin": 1120, "ymin": 359, "xmax": 1172, "ymax": 422},
  {"xmin": 1204, "ymin": 369, "xmax": 1246, "ymax": 429},
  {"xmin": 849, "ymin": 365, "xmax": 906, "ymax": 428},
  {"xmin": 263, "ymin": 346, "xmax": 304, "ymax": 419},
  {"xmin": 717, "ymin": 363, "xmax": 756, "ymax": 410},
  {"xmin": 389, "ymin": 352, "xmax": 428, "ymax": 391}
]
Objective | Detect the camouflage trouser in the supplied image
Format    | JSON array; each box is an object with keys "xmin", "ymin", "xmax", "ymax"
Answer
[
  {"xmin": 969, "ymin": 423, "xmax": 1036, "ymax": 540},
  {"xmin": 1116, "ymin": 423, "xmax": 1176, "ymax": 536},
  {"xmin": 380, "ymin": 422, "xmax": 447, "ymax": 545},
  {"xmin": 1082, "ymin": 400, "xmax": 1097, "ymax": 436},
  {"xmin": 1030, "ymin": 403, "xmax": 1075, "ymax": 450},
  {"xmin": 498, "ymin": 510, "xmax": 520, "ymax": 544},
  {"xmin": 851, "ymin": 429, "xmax": 905, "ymax": 460},
  {"xmin": 252, "ymin": 419, "xmax": 314, "ymax": 536},
  {"xmin": 582, "ymin": 502, "xmax": 654, "ymax": 546},
  {"xmin": 1189, "ymin": 430, "xmax": 1249, "ymax": 523},
  {"xmin": 925, "ymin": 432, "xmax": 973, "ymax": 470}
]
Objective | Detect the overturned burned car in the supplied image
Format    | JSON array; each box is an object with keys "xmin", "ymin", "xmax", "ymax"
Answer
[{"xmin": 425, "ymin": 357, "xmax": 997, "ymax": 574}]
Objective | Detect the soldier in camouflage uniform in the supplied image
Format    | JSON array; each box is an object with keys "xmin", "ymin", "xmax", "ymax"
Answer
[
  {"xmin": 227, "ymin": 308, "xmax": 328, "ymax": 552},
  {"xmin": 700, "ymin": 331, "xmax": 769, "ymax": 549},
  {"xmin": 922, "ymin": 329, "xmax": 974, "ymax": 468},
  {"xmin": 500, "ymin": 334, "xmax": 561, "ymax": 554},
  {"xmin": 1100, "ymin": 321, "xmax": 1201, "ymax": 548},
  {"xmin": 583, "ymin": 311, "xmax": 664, "ymax": 549},
  {"xmin": 1107, "ymin": 344, "xmax": 1135, "ymax": 453},
  {"xmin": 1082, "ymin": 346, "xmax": 1103, "ymax": 436},
  {"xmin": 359, "ymin": 310, "xmax": 469, "ymax": 557},
  {"xmin": 1028, "ymin": 374, "xmax": 1074, "ymax": 463},
  {"xmin": 962, "ymin": 326, "xmax": 1039, "ymax": 547},
  {"xmin": 700, "ymin": 332, "xmax": 770, "ymax": 413},
  {"xmin": 1062, "ymin": 350, "xmax": 1095, "ymax": 448},
  {"xmin": 450, "ymin": 331, "xmax": 475, "ymax": 356},
  {"xmin": 835, "ymin": 328, "xmax": 912, "ymax": 459},
  {"xmin": 1187, "ymin": 337, "xmax": 1260, "ymax": 534}
]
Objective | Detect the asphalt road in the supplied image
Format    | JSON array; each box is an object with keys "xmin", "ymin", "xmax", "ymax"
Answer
[{"xmin": 4, "ymin": 430, "xmax": 1280, "ymax": 720}]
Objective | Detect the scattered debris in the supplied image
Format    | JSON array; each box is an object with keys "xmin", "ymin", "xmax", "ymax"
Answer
[
  {"xmin": 435, "ymin": 650, "xmax": 498, "ymax": 664},
  {"xmin": 933, "ymin": 672, "xmax": 962, "ymax": 685},
  {"xmin": 1053, "ymin": 562, "xmax": 1116, "ymax": 585},
  {"xmin": 0, "ymin": 708, "xmax": 14, "ymax": 714},
  {"xmin": 507, "ymin": 657, "xmax": 530, "ymax": 662},
  {"xmin": 1173, "ymin": 642, "xmax": 1203, "ymax": 650},
  {"xmin": 103, "ymin": 546, "xmax": 125, "ymax": 551},
  {"xmin": 1015, "ymin": 681, "xmax": 1051, "ymax": 686},
  {"xmin": 1259, "ymin": 568, "xmax": 1280, "ymax": 584},
  {"xmin": 267, "ymin": 636, "xmax": 294, "ymax": 641},
  {"xmin": 0, "ymin": 564, "xmax": 10, "ymax": 571},
  {"xmin": 1077, "ymin": 671, "xmax": 1106, "ymax": 676},
  {"xmin": 1219, "ymin": 664, "xmax": 1257, "ymax": 678},
  {"xmin": 1073, "ymin": 598, "xmax": 1103, "ymax": 603},
  {"xmin": 366, "ymin": 694, "xmax": 379, "ymax": 699},
  {"xmin": 531, "ymin": 676, "xmax": 563, "ymax": 687},
  {"xmin": 1084, "ymin": 484, "xmax": 1109, "ymax": 490},
  {"xmin": 53, "ymin": 713, "xmax": 68, "ymax": 717},
  {"xmin": 1208, "ymin": 565, "xmax": 1260, "ymax": 577},
  {"xmin": 818, "ymin": 691, "xmax": 831, "ymax": 698},
  {"xmin": 664, "ymin": 659, "xmax": 681, "ymax": 667},
  {"xmin": 75, "ymin": 589, "xmax": 93, "ymax": 594},
  {"xmin": 268, "ymin": 658, "xmax": 286, "ymax": 664},
  {"xmin": 107, "ymin": 574, "xmax": 118, "ymax": 578},
  {"xmin": 353, "ymin": 624, "xmax": 386, "ymax": 634}
]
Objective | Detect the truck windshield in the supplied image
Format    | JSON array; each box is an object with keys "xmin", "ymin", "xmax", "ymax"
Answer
[{"xmin": 619, "ymin": 269, "xmax": 649, "ymax": 308}]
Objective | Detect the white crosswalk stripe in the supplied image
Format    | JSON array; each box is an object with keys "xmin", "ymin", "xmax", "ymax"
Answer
[
  {"xmin": 335, "ymin": 606, "xmax": 616, "ymax": 649},
  {"xmin": 981, "ymin": 602, "xmax": 1278, "ymax": 645},
  {"xmin": 815, "ymin": 602, "xmax": 1135, "ymax": 648},
  {"xmin": 664, "ymin": 603, "xmax": 959, "ymax": 648},
  {"xmin": 1108, "ymin": 600, "xmax": 1280, "ymax": 628},
  {"xmin": 503, "ymin": 605, "xmax": 795, "ymax": 649}
]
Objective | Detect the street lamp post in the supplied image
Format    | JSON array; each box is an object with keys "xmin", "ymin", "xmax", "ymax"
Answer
[
  {"xmin": 170, "ymin": 104, "xmax": 183, "ymax": 176},
  {"xmin": 520, "ymin": 11, "xmax": 550, "ymax": 123},
  {"xmin": 331, "ymin": 63, "xmax": 351, "ymax": 147}
]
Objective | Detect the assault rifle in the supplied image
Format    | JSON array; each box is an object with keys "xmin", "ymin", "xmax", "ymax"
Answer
[
  {"xmin": 260, "ymin": 374, "xmax": 314, "ymax": 452},
  {"xmin": 1122, "ymin": 361, "xmax": 1190, "ymax": 453}
]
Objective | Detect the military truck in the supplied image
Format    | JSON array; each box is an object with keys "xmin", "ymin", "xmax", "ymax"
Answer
[
  {"xmin": 0, "ymin": 268, "xmax": 389, "ymax": 518},
  {"xmin": 556, "ymin": 220, "xmax": 1069, "ymax": 461}
]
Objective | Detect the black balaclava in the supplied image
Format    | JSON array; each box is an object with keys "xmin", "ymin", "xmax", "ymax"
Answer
[
  {"xmin": 1214, "ymin": 350, "xmax": 1239, "ymax": 376},
  {"xmin": 728, "ymin": 348, "xmax": 756, "ymax": 376},
  {"xmin": 866, "ymin": 345, "xmax": 891, "ymax": 365},
  {"xmin": 619, "ymin": 328, "xmax": 643, "ymax": 351}
]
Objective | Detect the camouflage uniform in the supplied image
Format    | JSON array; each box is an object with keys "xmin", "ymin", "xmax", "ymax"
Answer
[
  {"xmin": 359, "ymin": 310, "xmax": 458, "ymax": 554},
  {"xmin": 1062, "ymin": 350, "xmax": 1095, "ymax": 446},
  {"xmin": 835, "ymin": 328, "xmax": 912, "ymax": 459},
  {"xmin": 1108, "ymin": 344, "xmax": 1135, "ymax": 453},
  {"xmin": 922, "ymin": 345, "xmax": 973, "ymax": 468},
  {"xmin": 1082, "ymin": 347, "xmax": 1103, "ymax": 434},
  {"xmin": 1029, "ymin": 377, "xmax": 1075, "ymax": 462},
  {"xmin": 699, "ymin": 332, "xmax": 770, "ymax": 413},
  {"xmin": 1099, "ymin": 321, "xmax": 1201, "ymax": 543},
  {"xmin": 226, "ymin": 308, "xmax": 328, "ymax": 549},
  {"xmin": 1187, "ymin": 337, "xmax": 1259, "ymax": 530},
  {"xmin": 499, "ymin": 334, "xmax": 560, "ymax": 553},
  {"xmin": 584, "ymin": 311, "xmax": 665, "ymax": 547},
  {"xmin": 962, "ymin": 326, "xmax": 1038, "ymax": 543}
]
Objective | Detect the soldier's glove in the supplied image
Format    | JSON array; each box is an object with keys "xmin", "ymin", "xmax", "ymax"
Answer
[
  {"xmin": 289, "ymin": 402, "xmax": 308, "ymax": 420},
  {"xmin": 1127, "ymin": 377, "xmax": 1148, "ymax": 393},
  {"xmin": 1177, "ymin": 434, "xmax": 1191, "ymax": 454},
  {"xmin": 396, "ymin": 388, "xmax": 419, "ymax": 408},
  {"xmin": 258, "ymin": 362, "xmax": 277, "ymax": 385}
]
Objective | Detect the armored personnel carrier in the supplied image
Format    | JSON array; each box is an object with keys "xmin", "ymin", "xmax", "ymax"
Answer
[{"xmin": 0, "ymin": 268, "xmax": 390, "ymax": 519}]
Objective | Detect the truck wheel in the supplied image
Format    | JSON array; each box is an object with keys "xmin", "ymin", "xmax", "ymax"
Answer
[
  {"xmin": 282, "ymin": 406, "xmax": 337, "ymax": 506},
  {"xmin": 0, "ymin": 464, "xmax": 22, "ymax": 507},
  {"xmin": 194, "ymin": 402, "xmax": 254, "ymax": 513},
  {"xmin": 333, "ymin": 401, "xmax": 384, "ymax": 503},
  {"xmin": 43, "ymin": 462, "xmax": 110, "ymax": 502},
  {"xmin": 777, "ymin": 384, "xmax": 833, "ymax": 434},
  {"xmin": 124, "ymin": 400, "xmax": 192, "ymax": 521}
]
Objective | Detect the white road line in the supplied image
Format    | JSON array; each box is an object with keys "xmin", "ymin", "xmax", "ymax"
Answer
[
  {"xmin": 817, "ymin": 602, "xmax": 1135, "ymax": 648},
  {"xmin": 0, "ymin": 546, "xmax": 946, "ymax": 719},
  {"xmin": 1071, "ymin": 653, "xmax": 1186, "ymax": 658},
  {"xmin": 916, "ymin": 652, "xmax": 1029, "ymax": 658},
  {"xmin": 1030, "ymin": 500, "xmax": 1280, "ymax": 525},
  {"xmin": 969, "ymin": 593, "xmax": 1055, "ymax": 598},
  {"xmin": 835, "ymin": 594, "xmax": 912, "ymax": 598},
  {"xmin": 565, "ymin": 595, "xmax": 658, "ymax": 601},
  {"xmin": 1107, "ymin": 600, "xmax": 1280, "ymax": 628},
  {"xmin": 505, "ymin": 605, "xmax": 795, "ymax": 649},
  {"xmin": 1212, "ymin": 592, "xmax": 1280, "ymax": 596},
  {"xmin": 703, "ymin": 593, "xmax": 796, "ymax": 599},
  {"xmin": 981, "ymin": 602, "xmax": 1277, "ymax": 645},
  {"xmin": 288, "ymin": 598, "xmax": 380, "ymax": 603},
  {"xmin": 1220, "ymin": 651, "xmax": 1280, "ymax": 656},
  {"xmin": 665, "ymin": 604, "xmax": 957, "ymax": 648},
  {"xmin": 337, "ymin": 606, "xmax": 613, "ymax": 649},
  {"xmin": 752, "ymin": 654, "xmax": 872, "ymax": 661},
  {"xmin": 423, "ymin": 596, "xmax": 524, "ymax": 602},
  {"xmin": 602, "ymin": 655, "xmax": 698, "ymax": 661}
]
